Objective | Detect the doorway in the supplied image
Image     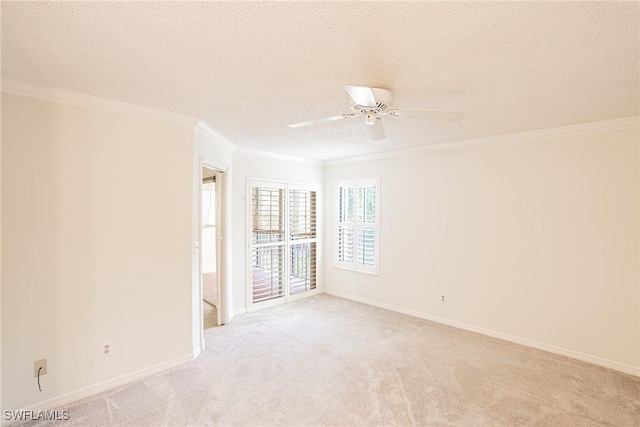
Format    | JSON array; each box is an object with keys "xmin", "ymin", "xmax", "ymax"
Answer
[{"xmin": 202, "ymin": 166, "xmax": 221, "ymax": 329}]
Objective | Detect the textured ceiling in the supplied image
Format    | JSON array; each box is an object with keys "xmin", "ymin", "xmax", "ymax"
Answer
[{"xmin": 2, "ymin": 1, "xmax": 638, "ymax": 160}]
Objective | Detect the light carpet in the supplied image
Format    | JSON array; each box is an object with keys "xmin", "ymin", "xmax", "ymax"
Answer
[{"xmin": 18, "ymin": 294, "xmax": 640, "ymax": 426}]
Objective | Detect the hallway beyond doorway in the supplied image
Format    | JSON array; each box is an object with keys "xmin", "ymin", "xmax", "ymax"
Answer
[{"xmin": 203, "ymin": 300, "xmax": 217, "ymax": 330}]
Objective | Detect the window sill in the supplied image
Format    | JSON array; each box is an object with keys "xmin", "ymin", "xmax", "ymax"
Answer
[{"xmin": 333, "ymin": 264, "xmax": 379, "ymax": 276}]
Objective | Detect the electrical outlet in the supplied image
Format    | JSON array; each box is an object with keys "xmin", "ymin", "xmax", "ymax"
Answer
[
  {"xmin": 34, "ymin": 359, "xmax": 47, "ymax": 377},
  {"xmin": 440, "ymin": 293, "xmax": 446, "ymax": 303},
  {"xmin": 103, "ymin": 343, "xmax": 112, "ymax": 356}
]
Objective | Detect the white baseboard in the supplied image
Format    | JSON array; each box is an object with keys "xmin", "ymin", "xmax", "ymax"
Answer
[
  {"xmin": 193, "ymin": 344, "xmax": 202, "ymax": 358},
  {"xmin": 8, "ymin": 353, "xmax": 194, "ymax": 424},
  {"xmin": 232, "ymin": 307, "xmax": 247, "ymax": 317},
  {"xmin": 323, "ymin": 289, "xmax": 640, "ymax": 377}
]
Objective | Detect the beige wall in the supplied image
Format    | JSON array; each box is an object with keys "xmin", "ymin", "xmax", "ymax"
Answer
[
  {"xmin": 0, "ymin": 87, "xmax": 3, "ymax": 411},
  {"xmin": 323, "ymin": 127, "xmax": 640, "ymax": 372},
  {"xmin": 1, "ymin": 93, "xmax": 195, "ymax": 410}
]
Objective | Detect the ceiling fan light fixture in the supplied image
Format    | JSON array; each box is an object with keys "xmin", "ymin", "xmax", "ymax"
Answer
[{"xmin": 365, "ymin": 114, "xmax": 379, "ymax": 126}]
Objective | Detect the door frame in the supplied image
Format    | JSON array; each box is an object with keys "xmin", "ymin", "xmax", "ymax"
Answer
[{"xmin": 198, "ymin": 157, "xmax": 227, "ymax": 350}]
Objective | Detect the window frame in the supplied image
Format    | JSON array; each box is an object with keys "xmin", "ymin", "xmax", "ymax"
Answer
[{"xmin": 334, "ymin": 177, "xmax": 380, "ymax": 275}]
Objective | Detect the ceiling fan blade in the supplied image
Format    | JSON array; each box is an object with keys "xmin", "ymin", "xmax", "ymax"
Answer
[
  {"xmin": 366, "ymin": 119, "xmax": 386, "ymax": 140},
  {"xmin": 288, "ymin": 114, "xmax": 355, "ymax": 128},
  {"xmin": 344, "ymin": 85, "xmax": 377, "ymax": 107},
  {"xmin": 388, "ymin": 109, "xmax": 464, "ymax": 122}
]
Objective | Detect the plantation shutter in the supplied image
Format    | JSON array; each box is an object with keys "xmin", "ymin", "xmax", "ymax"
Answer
[
  {"xmin": 289, "ymin": 189, "xmax": 317, "ymax": 295},
  {"xmin": 337, "ymin": 185, "xmax": 354, "ymax": 263},
  {"xmin": 357, "ymin": 183, "xmax": 376, "ymax": 266},
  {"xmin": 249, "ymin": 181, "xmax": 319, "ymax": 307},
  {"xmin": 251, "ymin": 186, "xmax": 285, "ymax": 303},
  {"xmin": 336, "ymin": 179, "xmax": 379, "ymax": 273}
]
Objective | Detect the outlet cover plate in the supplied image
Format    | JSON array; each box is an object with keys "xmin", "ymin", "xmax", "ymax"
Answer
[{"xmin": 34, "ymin": 359, "xmax": 47, "ymax": 377}]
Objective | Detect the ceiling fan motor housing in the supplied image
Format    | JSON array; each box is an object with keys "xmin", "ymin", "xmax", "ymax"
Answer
[{"xmin": 350, "ymin": 87, "xmax": 392, "ymax": 114}]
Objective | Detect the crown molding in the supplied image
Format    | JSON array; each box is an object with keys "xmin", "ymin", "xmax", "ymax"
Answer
[
  {"xmin": 234, "ymin": 147, "xmax": 323, "ymax": 166},
  {"xmin": 4, "ymin": 78, "xmax": 635, "ymax": 165},
  {"xmin": 194, "ymin": 120, "xmax": 237, "ymax": 151},
  {"xmin": 1, "ymin": 77, "xmax": 198, "ymax": 128},
  {"xmin": 325, "ymin": 116, "xmax": 640, "ymax": 166}
]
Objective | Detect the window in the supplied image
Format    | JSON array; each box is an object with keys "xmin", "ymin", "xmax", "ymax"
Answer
[
  {"xmin": 336, "ymin": 178, "xmax": 379, "ymax": 274},
  {"xmin": 249, "ymin": 181, "xmax": 318, "ymax": 307}
]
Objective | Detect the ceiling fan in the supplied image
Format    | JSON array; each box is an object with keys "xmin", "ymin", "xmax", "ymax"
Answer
[{"xmin": 287, "ymin": 85, "xmax": 464, "ymax": 140}]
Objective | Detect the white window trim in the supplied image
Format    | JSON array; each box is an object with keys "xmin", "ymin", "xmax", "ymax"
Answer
[
  {"xmin": 246, "ymin": 178, "xmax": 322, "ymax": 311},
  {"xmin": 334, "ymin": 177, "xmax": 380, "ymax": 275}
]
